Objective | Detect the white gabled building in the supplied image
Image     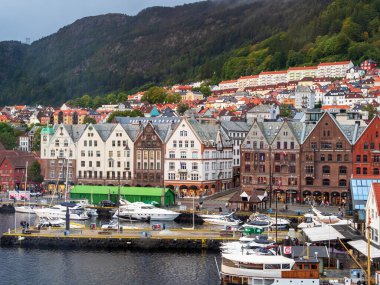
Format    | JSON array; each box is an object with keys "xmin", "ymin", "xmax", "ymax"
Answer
[
  {"xmin": 76, "ymin": 123, "xmax": 134, "ymax": 186},
  {"xmin": 366, "ymin": 183, "xmax": 380, "ymax": 246},
  {"xmin": 164, "ymin": 118, "xmax": 233, "ymax": 197}
]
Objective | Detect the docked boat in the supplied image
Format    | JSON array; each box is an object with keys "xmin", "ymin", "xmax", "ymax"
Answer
[
  {"xmin": 242, "ymin": 220, "xmax": 271, "ymax": 232},
  {"xmin": 203, "ymin": 212, "xmax": 242, "ymax": 226},
  {"xmin": 101, "ymin": 220, "xmax": 139, "ymax": 230},
  {"xmin": 220, "ymin": 252, "xmax": 320, "ymax": 285},
  {"xmin": 34, "ymin": 204, "xmax": 89, "ymax": 220},
  {"xmin": 221, "ymin": 235, "xmax": 276, "ymax": 254},
  {"xmin": 15, "ymin": 205, "xmax": 36, "ymax": 214},
  {"xmin": 36, "ymin": 217, "xmax": 85, "ymax": 229},
  {"xmin": 312, "ymin": 207, "xmax": 340, "ymax": 224},
  {"xmin": 113, "ymin": 201, "xmax": 180, "ymax": 221},
  {"xmin": 297, "ymin": 213, "xmax": 322, "ymax": 229}
]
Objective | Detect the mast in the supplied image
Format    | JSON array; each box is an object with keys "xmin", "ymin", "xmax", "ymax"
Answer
[
  {"xmin": 24, "ymin": 161, "xmax": 28, "ymax": 206},
  {"xmin": 192, "ymin": 193, "xmax": 195, "ymax": 230},
  {"xmin": 64, "ymin": 156, "xmax": 69, "ymax": 202}
]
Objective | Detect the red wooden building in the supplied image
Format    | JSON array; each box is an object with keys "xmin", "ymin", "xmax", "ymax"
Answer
[
  {"xmin": 353, "ymin": 115, "xmax": 380, "ymax": 178},
  {"xmin": 0, "ymin": 151, "xmax": 38, "ymax": 192}
]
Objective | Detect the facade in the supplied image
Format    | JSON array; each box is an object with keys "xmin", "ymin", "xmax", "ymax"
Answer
[
  {"xmin": 366, "ymin": 182, "xmax": 380, "ymax": 246},
  {"xmin": 258, "ymin": 70, "xmax": 287, "ymax": 86},
  {"xmin": 164, "ymin": 118, "xmax": 233, "ymax": 197},
  {"xmin": 53, "ymin": 109, "xmax": 88, "ymax": 125},
  {"xmin": 300, "ymin": 113, "xmax": 355, "ymax": 205},
  {"xmin": 294, "ymin": 86, "xmax": 315, "ymax": 110},
  {"xmin": 287, "ymin": 66, "xmax": 318, "ymax": 82},
  {"xmin": 218, "ymin": 80, "xmax": 238, "ymax": 90},
  {"xmin": 246, "ymin": 104, "xmax": 279, "ymax": 123},
  {"xmin": 134, "ymin": 122, "xmax": 167, "ymax": 187},
  {"xmin": 316, "ymin": 61, "xmax": 354, "ymax": 78},
  {"xmin": 0, "ymin": 151, "xmax": 37, "ymax": 191},
  {"xmin": 353, "ymin": 116, "xmax": 380, "ymax": 179},
  {"xmin": 18, "ymin": 136, "xmax": 30, "ymax": 152},
  {"xmin": 221, "ymin": 121, "xmax": 250, "ymax": 187}
]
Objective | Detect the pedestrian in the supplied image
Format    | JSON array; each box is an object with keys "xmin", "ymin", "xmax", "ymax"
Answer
[{"xmin": 225, "ymin": 202, "xmax": 228, "ymax": 208}]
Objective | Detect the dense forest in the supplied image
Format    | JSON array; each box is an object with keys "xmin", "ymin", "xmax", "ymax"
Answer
[{"xmin": 0, "ymin": 0, "xmax": 379, "ymax": 105}]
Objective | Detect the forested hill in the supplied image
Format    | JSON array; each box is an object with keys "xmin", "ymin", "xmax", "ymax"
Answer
[{"xmin": 0, "ymin": 0, "xmax": 379, "ymax": 105}]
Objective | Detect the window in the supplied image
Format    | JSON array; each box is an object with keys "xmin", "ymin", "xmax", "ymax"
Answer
[
  {"xmin": 328, "ymin": 154, "xmax": 332, "ymax": 161},
  {"xmin": 109, "ymin": 151, "xmax": 113, "ymax": 158},
  {"xmin": 81, "ymin": 161, "xmax": 85, "ymax": 167},
  {"xmin": 371, "ymin": 142, "xmax": 375, "ymax": 150},
  {"xmin": 374, "ymin": 168, "xmax": 380, "ymax": 175},
  {"xmin": 320, "ymin": 154, "xmax": 325, "ymax": 161},
  {"xmin": 356, "ymin": 167, "xmax": 361, "ymax": 174},
  {"xmin": 180, "ymin": 151, "xmax": 187, "ymax": 159},
  {"xmin": 55, "ymin": 139, "xmax": 59, "ymax": 147},
  {"xmin": 192, "ymin": 152, "xmax": 198, "ymax": 159},
  {"xmin": 180, "ymin": 173, "xmax": 187, "ymax": 180},
  {"xmin": 191, "ymin": 141, "xmax": 194, "ymax": 147},
  {"xmin": 363, "ymin": 168, "xmax": 368, "ymax": 175},
  {"xmin": 336, "ymin": 142, "xmax": 342, "ymax": 149},
  {"xmin": 344, "ymin": 154, "xmax": 349, "ymax": 161},
  {"xmin": 356, "ymin": 155, "xmax": 361, "ymax": 162},
  {"xmin": 364, "ymin": 143, "xmax": 368, "ymax": 150},
  {"xmin": 191, "ymin": 174, "xmax": 199, "ymax": 180},
  {"xmin": 180, "ymin": 162, "xmax": 187, "ymax": 170},
  {"xmin": 290, "ymin": 142, "xmax": 294, "ymax": 149},
  {"xmin": 179, "ymin": 141, "xmax": 183, "ymax": 148},
  {"xmin": 192, "ymin": 163, "xmax": 198, "ymax": 171},
  {"xmin": 63, "ymin": 140, "xmax": 68, "ymax": 147},
  {"xmin": 339, "ymin": 166, "xmax": 347, "ymax": 174},
  {"xmin": 173, "ymin": 140, "xmax": 177, "ymax": 148},
  {"xmin": 168, "ymin": 173, "xmax": 175, "ymax": 180},
  {"xmin": 259, "ymin": 165, "xmax": 265, "ymax": 173},
  {"xmin": 363, "ymin": 155, "xmax": 368, "ymax": 162},
  {"xmin": 322, "ymin": 165, "xmax": 330, "ymax": 174},
  {"xmin": 337, "ymin": 154, "xmax": 342, "ymax": 162},
  {"xmin": 277, "ymin": 141, "xmax": 281, "ymax": 149},
  {"xmin": 305, "ymin": 166, "xmax": 314, "ymax": 174},
  {"xmin": 306, "ymin": 177, "xmax": 314, "ymax": 185},
  {"xmin": 311, "ymin": 142, "xmax": 317, "ymax": 149},
  {"xmin": 96, "ymin": 161, "xmax": 100, "ymax": 167},
  {"xmin": 185, "ymin": 141, "xmax": 188, "ymax": 148},
  {"xmin": 169, "ymin": 162, "xmax": 175, "ymax": 171},
  {"xmin": 321, "ymin": 142, "xmax": 332, "ymax": 149},
  {"xmin": 50, "ymin": 150, "xmax": 55, "ymax": 157},
  {"xmin": 283, "ymin": 142, "xmax": 288, "ymax": 149},
  {"xmin": 322, "ymin": 179, "xmax": 330, "ymax": 186},
  {"xmin": 339, "ymin": 179, "xmax": 347, "ymax": 187},
  {"xmin": 169, "ymin": 151, "xmax": 175, "ymax": 159},
  {"xmin": 180, "ymin": 130, "xmax": 187, "ymax": 136}
]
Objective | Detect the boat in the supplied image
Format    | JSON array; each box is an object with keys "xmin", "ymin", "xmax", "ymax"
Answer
[
  {"xmin": 36, "ymin": 217, "xmax": 85, "ymax": 229},
  {"xmin": 34, "ymin": 204, "xmax": 89, "ymax": 220},
  {"xmin": 85, "ymin": 208, "xmax": 98, "ymax": 217},
  {"xmin": 220, "ymin": 251, "xmax": 320, "ymax": 285},
  {"xmin": 203, "ymin": 212, "xmax": 242, "ymax": 226},
  {"xmin": 312, "ymin": 207, "xmax": 340, "ymax": 224},
  {"xmin": 297, "ymin": 213, "xmax": 322, "ymax": 229},
  {"xmin": 242, "ymin": 220, "xmax": 271, "ymax": 232},
  {"xmin": 15, "ymin": 205, "xmax": 36, "ymax": 214},
  {"xmin": 101, "ymin": 220, "xmax": 139, "ymax": 230},
  {"xmin": 113, "ymin": 201, "xmax": 180, "ymax": 221},
  {"xmin": 221, "ymin": 235, "xmax": 276, "ymax": 253}
]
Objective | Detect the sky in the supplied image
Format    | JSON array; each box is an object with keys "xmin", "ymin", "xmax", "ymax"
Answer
[{"xmin": 0, "ymin": 0, "xmax": 201, "ymax": 42}]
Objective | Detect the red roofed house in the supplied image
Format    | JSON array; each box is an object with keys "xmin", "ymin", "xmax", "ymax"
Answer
[
  {"xmin": 218, "ymin": 79, "xmax": 238, "ymax": 90},
  {"xmin": 366, "ymin": 182, "xmax": 380, "ymax": 246},
  {"xmin": 0, "ymin": 151, "xmax": 39, "ymax": 192},
  {"xmin": 53, "ymin": 109, "xmax": 89, "ymax": 125},
  {"xmin": 361, "ymin": 59, "xmax": 377, "ymax": 71},
  {"xmin": 237, "ymin": 75, "xmax": 259, "ymax": 90},
  {"xmin": 287, "ymin": 66, "xmax": 318, "ymax": 81},
  {"xmin": 258, "ymin": 70, "xmax": 287, "ymax": 86}
]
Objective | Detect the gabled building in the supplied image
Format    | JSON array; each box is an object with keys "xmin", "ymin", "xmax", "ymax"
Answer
[
  {"xmin": 164, "ymin": 118, "xmax": 233, "ymax": 197},
  {"xmin": 353, "ymin": 115, "xmax": 380, "ymax": 179},
  {"xmin": 300, "ymin": 112, "xmax": 356, "ymax": 205}
]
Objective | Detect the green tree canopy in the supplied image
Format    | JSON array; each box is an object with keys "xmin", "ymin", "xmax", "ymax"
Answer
[
  {"xmin": 32, "ymin": 127, "xmax": 42, "ymax": 152},
  {"xmin": 28, "ymin": 161, "xmax": 44, "ymax": 183},
  {"xmin": 83, "ymin": 116, "xmax": 97, "ymax": 124},
  {"xmin": 106, "ymin": 110, "xmax": 144, "ymax": 123},
  {"xmin": 177, "ymin": 103, "xmax": 190, "ymax": 115},
  {"xmin": 141, "ymin": 87, "xmax": 168, "ymax": 104},
  {"xmin": 0, "ymin": 123, "xmax": 18, "ymax": 150}
]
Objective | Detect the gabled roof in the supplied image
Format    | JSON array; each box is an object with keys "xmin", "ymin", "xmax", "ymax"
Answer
[
  {"xmin": 187, "ymin": 119, "xmax": 232, "ymax": 147},
  {"xmin": 63, "ymin": 124, "xmax": 87, "ymax": 143},
  {"xmin": 371, "ymin": 183, "xmax": 380, "ymax": 214},
  {"xmin": 92, "ymin": 124, "xmax": 117, "ymax": 142},
  {"xmin": 257, "ymin": 121, "xmax": 284, "ymax": 144}
]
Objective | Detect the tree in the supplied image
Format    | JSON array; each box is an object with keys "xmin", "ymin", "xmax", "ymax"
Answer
[
  {"xmin": 0, "ymin": 123, "xmax": 17, "ymax": 150},
  {"xmin": 192, "ymin": 85, "xmax": 212, "ymax": 97},
  {"xmin": 83, "ymin": 116, "xmax": 97, "ymax": 124},
  {"xmin": 28, "ymin": 161, "xmax": 44, "ymax": 183},
  {"xmin": 166, "ymin": 93, "xmax": 181, "ymax": 103},
  {"xmin": 141, "ymin": 87, "xmax": 167, "ymax": 104},
  {"xmin": 32, "ymin": 127, "xmax": 42, "ymax": 152},
  {"xmin": 177, "ymin": 103, "xmax": 190, "ymax": 115},
  {"xmin": 106, "ymin": 110, "xmax": 144, "ymax": 123},
  {"xmin": 279, "ymin": 104, "xmax": 292, "ymax": 118},
  {"xmin": 363, "ymin": 104, "xmax": 377, "ymax": 120}
]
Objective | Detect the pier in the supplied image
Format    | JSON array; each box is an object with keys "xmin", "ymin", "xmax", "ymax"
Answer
[{"xmin": 0, "ymin": 227, "xmax": 289, "ymax": 251}]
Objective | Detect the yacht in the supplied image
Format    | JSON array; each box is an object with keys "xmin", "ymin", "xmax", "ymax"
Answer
[
  {"xmin": 297, "ymin": 213, "xmax": 322, "ymax": 229},
  {"xmin": 220, "ymin": 252, "xmax": 320, "ymax": 285},
  {"xmin": 203, "ymin": 212, "xmax": 242, "ymax": 226},
  {"xmin": 221, "ymin": 235, "xmax": 276, "ymax": 254},
  {"xmin": 113, "ymin": 201, "xmax": 180, "ymax": 221},
  {"xmin": 36, "ymin": 217, "xmax": 85, "ymax": 229},
  {"xmin": 15, "ymin": 205, "xmax": 36, "ymax": 214},
  {"xmin": 34, "ymin": 204, "xmax": 89, "ymax": 220}
]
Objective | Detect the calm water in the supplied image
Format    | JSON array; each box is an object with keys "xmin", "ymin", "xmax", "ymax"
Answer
[{"xmin": 0, "ymin": 213, "xmax": 221, "ymax": 285}]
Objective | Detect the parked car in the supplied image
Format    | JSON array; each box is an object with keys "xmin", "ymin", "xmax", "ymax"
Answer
[
  {"xmin": 30, "ymin": 191, "xmax": 42, "ymax": 197},
  {"xmin": 100, "ymin": 200, "xmax": 116, "ymax": 207}
]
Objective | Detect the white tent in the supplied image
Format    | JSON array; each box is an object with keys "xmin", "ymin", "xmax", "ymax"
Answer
[{"xmin": 302, "ymin": 224, "xmax": 344, "ymax": 242}]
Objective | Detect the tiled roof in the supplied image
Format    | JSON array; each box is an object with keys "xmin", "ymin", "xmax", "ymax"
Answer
[
  {"xmin": 372, "ymin": 183, "xmax": 380, "ymax": 214},
  {"xmin": 318, "ymin": 61, "xmax": 351, "ymax": 66}
]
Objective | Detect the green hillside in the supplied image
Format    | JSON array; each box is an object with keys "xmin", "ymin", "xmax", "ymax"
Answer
[{"xmin": 0, "ymin": 0, "xmax": 379, "ymax": 105}]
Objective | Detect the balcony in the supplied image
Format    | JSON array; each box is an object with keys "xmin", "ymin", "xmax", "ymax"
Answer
[{"xmin": 178, "ymin": 169, "xmax": 188, "ymax": 173}]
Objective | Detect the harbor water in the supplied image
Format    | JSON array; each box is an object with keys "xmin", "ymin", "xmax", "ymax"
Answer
[{"xmin": 0, "ymin": 213, "xmax": 220, "ymax": 285}]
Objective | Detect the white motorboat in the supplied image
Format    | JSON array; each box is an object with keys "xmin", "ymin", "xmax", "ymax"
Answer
[
  {"xmin": 36, "ymin": 217, "xmax": 85, "ymax": 229},
  {"xmin": 34, "ymin": 204, "xmax": 89, "ymax": 220},
  {"xmin": 101, "ymin": 220, "xmax": 139, "ymax": 230},
  {"xmin": 15, "ymin": 205, "xmax": 36, "ymax": 214},
  {"xmin": 85, "ymin": 208, "xmax": 98, "ymax": 217},
  {"xmin": 220, "ymin": 251, "xmax": 320, "ymax": 285},
  {"xmin": 203, "ymin": 212, "xmax": 242, "ymax": 226},
  {"xmin": 221, "ymin": 235, "xmax": 276, "ymax": 253},
  {"xmin": 312, "ymin": 207, "xmax": 340, "ymax": 224},
  {"xmin": 113, "ymin": 201, "xmax": 180, "ymax": 221},
  {"xmin": 297, "ymin": 213, "xmax": 322, "ymax": 229},
  {"xmin": 242, "ymin": 220, "xmax": 271, "ymax": 231}
]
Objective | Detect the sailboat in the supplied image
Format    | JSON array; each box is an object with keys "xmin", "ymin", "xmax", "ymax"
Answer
[{"xmin": 15, "ymin": 161, "xmax": 36, "ymax": 214}]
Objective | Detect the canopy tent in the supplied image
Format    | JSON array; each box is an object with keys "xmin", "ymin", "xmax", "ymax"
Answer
[
  {"xmin": 302, "ymin": 225, "xmax": 344, "ymax": 242},
  {"xmin": 347, "ymin": 240, "xmax": 380, "ymax": 258}
]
